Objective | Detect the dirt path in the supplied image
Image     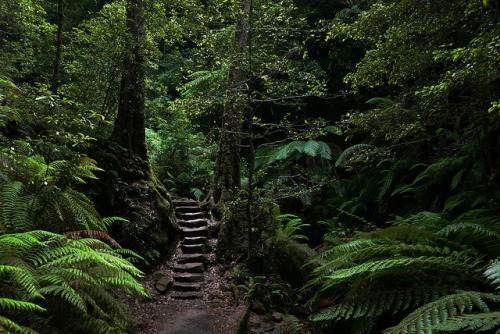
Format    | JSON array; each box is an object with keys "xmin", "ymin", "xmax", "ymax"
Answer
[
  {"xmin": 128, "ymin": 199, "xmax": 248, "ymax": 334},
  {"xmin": 128, "ymin": 250, "xmax": 248, "ymax": 334}
]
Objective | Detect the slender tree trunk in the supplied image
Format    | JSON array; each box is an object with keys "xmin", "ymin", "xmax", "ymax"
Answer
[
  {"xmin": 51, "ymin": 0, "xmax": 64, "ymax": 94},
  {"xmin": 205, "ymin": 0, "xmax": 251, "ymax": 211},
  {"xmin": 111, "ymin": 0, "xmax": 147, "ymax": 159}
]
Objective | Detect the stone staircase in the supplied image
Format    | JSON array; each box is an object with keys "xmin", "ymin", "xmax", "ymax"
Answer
[{"xmin": 171, "ymin": 199, "xmax": 209, "ymax": 299}]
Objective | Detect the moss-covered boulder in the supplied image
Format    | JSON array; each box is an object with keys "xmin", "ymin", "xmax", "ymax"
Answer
[{"xmin": 266, "ymin": 230, "xmax": 316, "ymax": 287}]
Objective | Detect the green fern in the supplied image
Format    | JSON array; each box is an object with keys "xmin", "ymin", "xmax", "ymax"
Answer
[
  {"xmin": 0, "ymin": 153, "xmax": 122, "ymax": 234},
  {"xmin": 307, "ymin": 218, "xmax": 499, "ymax": 333},
  {"xmin": 279, "ymin": 214, "xmax": 310, "ymax": 240},
  {"xmin": 485, "ymin": 260, "xmax": 500, "ymax": 288},
  {"xmin": 430, "ymin": 311, "xmax": 500, "ymax": 332},
  {"xmin": 335, "ymin": 143, "xmax": 373, "ymax": 168},
  {"xmin": 0, "ymin": 231, "xmax": 148, "ymax": 333},
  {"xmin": 384, "ymin": 291, "xmax": 500, "ymax": 334},
  {"xmin": 283, "ymin": 314, "xmax": 311, "ymax": 334}
]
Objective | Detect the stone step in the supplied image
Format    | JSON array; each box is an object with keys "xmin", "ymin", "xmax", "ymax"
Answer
[
  {"xmin": 173, "ymin": 199, "xmax": 198, "ymax": 206},
  {"xmin": 173, "ymin": 273, "xmax": 204, "ymax": 283},
  {"xmin": 177, "ymin": 253, "xmax": 206, "ymax": 264},
  {"xmin": 182, "ymin": 236, "xmax": 208, "ymax": 246},
  {"xmin": 177, "ymin": 218, "xmax": 208, "ymax": 228},
  {"xmin": 183, "ymin": 226, "xmax": 208, "ymax": 237},
  {"xmin": 181, "ymin": 244, "xmax": 207, "ymax": 254},
  {"xmin": 175, "ymin": 206, "xmax": 202, "ymax": 213},
  {"xmin": 173, "ymin": 262, "xmax": 205, "ymax": 273},
  {"xmin": 176, "ymin": 212, "xmax": 205, "ymax": 220},
  {"xmin": 170, "ymin": 291, "xmax": 201, "ymax": 299},
  {"xmin": 173, "ymin": 282, "xmax": 202, "ymax": 292}
]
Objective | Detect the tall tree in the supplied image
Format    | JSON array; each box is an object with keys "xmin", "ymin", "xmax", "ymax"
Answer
[
  {"xmin": 110, "ymin": 0, "xmax": 147, "ymax": 159},
  {"xmin": 204, "ymin": 0, "xmax": 252, "ymax": 210}
]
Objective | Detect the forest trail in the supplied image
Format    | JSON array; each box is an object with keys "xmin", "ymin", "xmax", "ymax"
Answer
[{"xmin": 128, "ymin": 199, "xmax": 249, "ymax": 334}]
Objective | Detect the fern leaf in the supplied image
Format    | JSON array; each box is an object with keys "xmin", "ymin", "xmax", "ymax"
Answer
[
  {"xmin": 430, "ymin": 311, "xmax": 500, "ymax": 332},
  {"xmin": 383, "ymin": 291, "xmax": 498, "ymax": 334},
  {"xmin": 335, "ymin": 144, "xmax": 373, "ymax": 168},
  {"xmin": 0, "ymin": 315, "xmax": 38, "ymax": 334},
  {"xmin": 438, "ymin": 223, "xmax": 498, "ymax": 238},
  {"xmin": 485, "ymin": 260, "xmax": 500, "ymax": 288},
  {"xmin": 323, "ymin": 125, "xmax": 343, "ymax": 136}
]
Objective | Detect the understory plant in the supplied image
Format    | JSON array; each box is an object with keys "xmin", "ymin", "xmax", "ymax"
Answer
[
  {"xmin": 0, "ymin": 230, "xmax": 148, "ymax": 333},
  {"xmin": 306, "ymin": 210, "xmax": 500, "ymax": 333},
  {"xmin": 0, "ymin": 150, "xmax": 148, "ymax": 333},
  {"xmin": 0, "ymin": 152, "xmax": 122, "ymax": 234}
]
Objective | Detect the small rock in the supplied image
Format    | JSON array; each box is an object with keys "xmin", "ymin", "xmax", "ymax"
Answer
[
  {"xmin": 272, "ymin": 312, "xmax": 283, "ymax": 322},
  {"xmin": 155, "ymin": 276, "xmax": 173, "ymax": 293}
]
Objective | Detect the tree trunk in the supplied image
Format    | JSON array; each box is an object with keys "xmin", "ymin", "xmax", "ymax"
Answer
[
  {"xmin": 110, "ymin": 0, "xmax": 147, "ymax": 160},
  {"xmin": 204, "ymin": 0, "xmax": 251, "ymax": 212},
  {"xmin": 51, "ymin": 0, "xmax": 64, "ymax": 94}
]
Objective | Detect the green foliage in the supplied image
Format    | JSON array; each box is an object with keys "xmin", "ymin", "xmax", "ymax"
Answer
[
  {"xmin": 0, "ymin": 153, "xmax": 112, "ymax": 233},
  {"xmin": 283, "ymin": 314, "xmax": 311, "ymax": 334},
  {"xmin": 0, "ymin": 230, "xmax": 147, "ymax": 333},
  {"xmin": 146, "ymin": 112, "xmax": 215, "ymax": 199},
  {"xmin": 278, "ymin": 214, "xmax": 310, "ymax": 240},
  {"xmin": 307, "ymin": 213, "xmax": 500, "ymax": 333}
]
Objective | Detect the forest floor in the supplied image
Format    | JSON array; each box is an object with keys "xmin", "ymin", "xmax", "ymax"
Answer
[{"xmin": 127, "ymin": 238, "xmax": 250, "ymax": 334}]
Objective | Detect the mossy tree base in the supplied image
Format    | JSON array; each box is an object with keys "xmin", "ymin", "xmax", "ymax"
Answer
[{"xmin": 86, "ymin": 141, "xmax": 180, "ymax": 264}]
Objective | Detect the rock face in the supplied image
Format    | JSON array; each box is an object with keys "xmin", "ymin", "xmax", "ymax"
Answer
[
  {"xmin": 171, "ymin": 199, "xmax": 210, "ymax": 299},
  {"xmin": 86, "ymin": 141, "xmax": 180, "ymax": 263}
]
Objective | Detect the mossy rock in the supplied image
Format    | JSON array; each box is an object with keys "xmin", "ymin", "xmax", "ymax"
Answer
[{"xmin": 268, "ymin": 230, "xmax": 316, "ymax": 287}]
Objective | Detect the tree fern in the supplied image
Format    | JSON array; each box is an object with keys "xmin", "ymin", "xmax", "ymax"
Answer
[
  {"xmin": 0, "ymin": 231, "xmax": 148, "ymax": 333},
  {"xmin": 307, "ymin": 218, "xmax": 499, "ymax": 333}
]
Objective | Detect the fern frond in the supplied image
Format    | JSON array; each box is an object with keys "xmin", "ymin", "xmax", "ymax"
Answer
[
  {"xmin": 430, "ymin": 311, "xmax": 500, "ymax": 332},
  {"xmin": 485, "ymin": 260, "xmax": 500, "ymax": 288},
  {"xmin": 0, "ymin": 298, "xmax": 45, "ymax": 312},
  {"xmin": 383, "ymin": 291, "xmax": 499, "ymax": 334},
  {"xmin": 335, "ymin": 144, "xmax": 373, "ymax": 168},
  {"xmin": 276, "ymin": 140, "xmax": 305, "ymax": 160},
  {"xmin": 324, "ymin": 256, "xmax": 478, "ymax": 286},
  {"xmin": 314, "ymin": 287, "xmax": 452, "ymax": 322},
  {"xmin": 438, "ymin": 223, "xmax": 498, "ymax": 238},
  {"xmin": 283, "ymin": 314, "xmax": 310, "ymax": 334},
  {"xmin": 303, "ymin": 140, "xmax": 332, "ymax": 160},
  {"xmin": 323, "ymin": 125, "xmax": 343, "ymax": 136},
  {"xmin": 0, "ymin": 315, "xmax": 38, "ymax": 334},
  {"xmin": 64, "ymin": 230, "xmax": 121, "ymax": 249}
]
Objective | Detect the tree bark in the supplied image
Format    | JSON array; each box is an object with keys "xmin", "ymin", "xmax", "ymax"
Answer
[
  {"xmin": 110, "ymin": 0, "xmax": 148, "ymax": 160},
  {"xmin": 51, "ymin": 0, "xmax": 64, "ymax": 94},
  {"xmin": 204, "ymin": 0, "xmax": 251, "ymax": 211}
]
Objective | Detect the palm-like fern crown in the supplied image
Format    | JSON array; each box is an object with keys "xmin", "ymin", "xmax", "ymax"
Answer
[
  {"xmin": 0, "ymin": 231, "xmax": 148, "ymax": 333},
  {"xmin": 307, "ymin": 211, "xmax": 500, "ymax": 333}
]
